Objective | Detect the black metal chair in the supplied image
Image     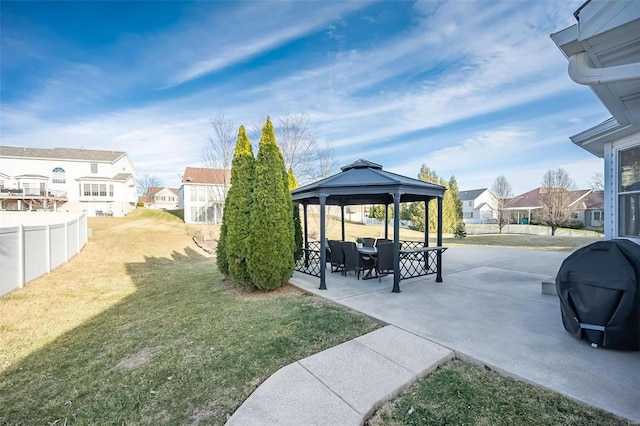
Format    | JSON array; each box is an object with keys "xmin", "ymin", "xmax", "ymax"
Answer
[
  {"xmin": 328, "ymin": 240, "xmax": 344, "ymax": 273},
  {"xmin": 375, "ymin": 238, "xmax": 391, "ymax": 247},
  {"xmin": 375, "ymin": 241, "xmax": 395, "ymax": 282},
  {"xmin": 324, "ymin": 239, "xmax": 332, "ymax": 269},
  {"xmin": 342, "ymin": 241, "xmax": 365, "ymax": 278},
  {"xmin": 361, "ymin": 237, "xmax": 375, "ymax": 247}
]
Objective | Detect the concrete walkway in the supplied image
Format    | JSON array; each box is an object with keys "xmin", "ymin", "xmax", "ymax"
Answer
[
  {"xmin": 226, "ymin": 326, "xmax": 453, "ymax": 425},
  {"xmin": 229, "ymin": 246, "xmax": 640, "ymax": 424}
]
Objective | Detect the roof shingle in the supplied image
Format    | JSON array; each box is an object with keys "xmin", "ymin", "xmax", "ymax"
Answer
[
  {"xmin": 182, "ymin": 167, "xmax": 230, "ymax": 185},
  {"xmin": 0, "ymin": 146, "xmax": 126, "ymax": 162}
]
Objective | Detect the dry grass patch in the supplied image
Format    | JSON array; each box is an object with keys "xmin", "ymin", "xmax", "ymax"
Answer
[{"xmin": 0, "ymin": 209, "xmax": 378, "ymax": 425}]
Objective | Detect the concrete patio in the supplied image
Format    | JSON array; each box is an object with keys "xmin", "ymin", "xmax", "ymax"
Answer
[{"xmin": 289, "ymin": 246, "xmax": 640, "ymax": 423}]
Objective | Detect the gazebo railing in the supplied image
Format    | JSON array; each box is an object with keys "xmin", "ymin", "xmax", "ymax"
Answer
[
  {"xmin": 294, "ymin": 244, "xmax": 322, "ymax": 278},
  {"xmin": 398, "ymin": 240, "xmax": 446, "ymax": 281}
]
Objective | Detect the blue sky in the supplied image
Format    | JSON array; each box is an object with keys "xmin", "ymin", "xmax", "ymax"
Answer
[{"xmin": 1, "ymin": 0, "xmax": 610, "ymax": 194}]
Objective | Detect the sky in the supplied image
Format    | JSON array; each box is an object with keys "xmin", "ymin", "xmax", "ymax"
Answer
[{"xmin": 1, "ymin": 0, "xmax": 611, "ymax": 194}]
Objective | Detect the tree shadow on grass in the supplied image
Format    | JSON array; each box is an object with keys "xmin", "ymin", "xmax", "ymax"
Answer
[
  {"xmin": 0, "ymin": 246, "xmax": 221, "ymax": 425},
  {"xmin": 0, "ymin": 245, "xmax": 376, "ymax": 425}
]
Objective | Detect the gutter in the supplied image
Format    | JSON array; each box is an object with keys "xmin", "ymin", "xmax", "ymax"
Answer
[{"xmin": 568, "ymin": 51, "xmax": 640, "ymax": 85}]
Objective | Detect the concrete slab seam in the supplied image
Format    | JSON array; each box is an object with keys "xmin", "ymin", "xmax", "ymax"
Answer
[
  {"xmin": 446, "ymin": 281, "xmax": 558, "ymax": 306},
  {"xmin": 294, "ymin": 360, "xmax": 365, "ymax": 418},
  {"xmin": 357, "ymin": 337, "xmax": 454, "ymax": 379}
]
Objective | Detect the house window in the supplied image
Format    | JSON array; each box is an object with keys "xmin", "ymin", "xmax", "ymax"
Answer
[
  {"xmin": 91, "ymin": 163, "xmax": 98, "ymax": 174},
  {"xmin": 468, "ymin": 201, "xmax": 473, "ymax": 207},
  {"xmin": 92, "ymin": 184, "xmax": 99, "ymax": 196},
  {"xmin": 464, "ymin": 212, "xmax": 473, "ymax": 219},
  {"xmin": 0, "ymin": 180, "xmax": 4, "ymax": 189},
  {"xmin": 52, "ymin": 167, "xmax": 66, "ymax": 183},
  {"xmin": 618, "ymin": 145, "xmax": 640, "ymax": 237},
  {"xmin": 593, "ymin": 211, "xmax": 602, "ymax": 222},
  {"xmin": 99, "ymin": 184, "xmax": 107, "ymax": 197},
  {"xmin": 84, "ymin": 184, "xmax": 91, "ymax": 196},
  {"xmin": 190, "ymin": 187, "xmax": 198, "ymax": 202},
  {"xmin": 109, "ymin": 185, "xmax": 114, "ymax": 197}
]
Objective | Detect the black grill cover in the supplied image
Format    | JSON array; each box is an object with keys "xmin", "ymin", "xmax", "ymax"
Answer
[{"xmin": 556, "ymin": 239, "xmax": 640, "ymax": 351}]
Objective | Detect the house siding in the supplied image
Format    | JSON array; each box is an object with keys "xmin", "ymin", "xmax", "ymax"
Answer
[
  {"xmin": 0, "ymin": 149, "xmax": 137, "ymax": 216},
  {"xmin": 460, "ymin": 189, "xmax": 498, "ymax": 224}
]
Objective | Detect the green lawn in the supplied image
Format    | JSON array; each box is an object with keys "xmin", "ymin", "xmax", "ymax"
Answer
[
  {"xmin": 442, "ymin": 233, "xmax": 603, "ymax": 252},
  {"xmin": 0, "ymin": 209, "xmax": 378, "ymax": 425},
  {"xmin": 370, "ymin": 361, "xmax": 629, "ymax": 426}
]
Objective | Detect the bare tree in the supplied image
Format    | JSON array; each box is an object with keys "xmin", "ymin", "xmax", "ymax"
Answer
[
  {"xmin": 275, "ymin": 113, "xmax": 336, "ymax": 185},
  {"xmin": 492, "ymin": 175, "xmax": 513, "ymax": 234},
  {"xmin": 202, "ymin": 112, "xmax": 236, "ymax": 223},
  {"xmin": 203, "ymin": 112, "xmax": 235, "ymax": 190},
  {"xmin": 540, "ymin": 168, "xmax": 575, "ymax": 236},
  {"xmin": 138, "ymin": 174, "xmax": 162, "ymax": 206},
  {"xmin": 589, "ymin": 171, "xmax": 604, "ymax": 191}
]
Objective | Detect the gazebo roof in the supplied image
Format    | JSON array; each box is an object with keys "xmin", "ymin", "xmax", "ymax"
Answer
[{"xmin": 291, "ymin": 159, "xmax": 446, "ymax": 205}]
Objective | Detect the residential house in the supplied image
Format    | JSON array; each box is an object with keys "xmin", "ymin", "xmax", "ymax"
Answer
[
  {"xmin": 504, "ymin": 187, "xmax": 597, "ymax": 227},
  {"xmin": 0, "ymin": 146, "xmax": 137, "ymax": 216},
  {"xmin": 179, "ymin": 167, "xmax": 230, "ymax": 224},
  {"xmin": 140, "ymin": 187, "xmax": 179, "ymax": 210},
  {"xmin": 459, "ymin": 188, "xmax": 498, "ymax": 224},
  {"xmin": 577, "ymin": 190, "xmax": 605, "ymax": 229},
  {"xmin": 552, "ymin": 1, "xmax": 640, "ymax": 242}
]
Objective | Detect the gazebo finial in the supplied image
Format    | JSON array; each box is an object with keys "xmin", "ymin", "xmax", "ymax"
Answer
[{"xmin": 340, "ymin": 158, "xmax": 383, "ymax": 171}]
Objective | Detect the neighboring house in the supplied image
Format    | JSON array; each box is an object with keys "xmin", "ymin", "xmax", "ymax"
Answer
[
  {"xmin": 140, "ymin": 187, "xmax": 179, "ymax": 210},
  {"xmin": 0, "ymin": 146, "xmax": 137, "ymax": 216},
  {"xmin": 577, "ymin": 190, "xmax": 605, "ymax": 229},
  {"xmin": 459, "ymin": 188, "xmax": 498, "ymax": 224},
  {"xmin": 179, "ymin": 167, "xmax": 230, "ymax": 224},
  {"xmin": 504, "ymin": 187, "xmax": 593, "ymax": 225},
  {"xmin": 552, "ymin": 1, "xmax": 640, "ymax": 242}
]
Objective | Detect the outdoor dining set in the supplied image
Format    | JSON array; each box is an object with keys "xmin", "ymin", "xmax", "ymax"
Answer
[{"xmin": 326, "ymin": 238, "xmax": 396, "ymax": 281}]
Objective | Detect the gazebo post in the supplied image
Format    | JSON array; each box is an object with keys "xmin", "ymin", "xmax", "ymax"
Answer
[
  {"xmin": 424, "ymin": 199, "xmax": 429, "ymax": 271},
  {"xmin": 303, "ymin": 203, "xmax": 309, "ymax": 267},
  {"xmin": 392, "ymin": 192, "xmax": 401, "ymax": 293},
  {"xmin": 320, "ymin": 195, "xmax": 327, "ymax": 290},
  {"xmin": 436, "ymin": 196, "xmax": 443, "ymax": 283},
  {"xmin": 384, "ymin": 203, "xmax": 389, "ymax": 239},
  {"xmin": 340, "ymin": 205, "xmax": 345, "ymax": 241},
  {"xmin": 424, "ymin": 199, "xmax": 429, "ymax": 247}
]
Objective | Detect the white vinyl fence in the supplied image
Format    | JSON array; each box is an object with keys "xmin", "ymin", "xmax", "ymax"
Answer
[
  {"xmin": 0, "ymin": 212, "xmax": 88, "ymax": 297},
  {"xmin": 465, "ymin": 224, "xmax": 600, "ymax": 237}
]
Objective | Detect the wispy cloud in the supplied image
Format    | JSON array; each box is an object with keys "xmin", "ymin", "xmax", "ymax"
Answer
[{"xmin": 2, "ymin": 0, "xmax": 606, "ymax": 192}]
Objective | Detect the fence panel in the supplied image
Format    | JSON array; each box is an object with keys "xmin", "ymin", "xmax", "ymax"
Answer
[
  {"xmin": 67, "ymin": 219, "xmax": 79, "ymax": 258},
  {"xmin": 78, "ymin": 214, "xmax": 88, "ymax": 246},
  {"xmin": 50, "ymin": 223, "xmax": 67, "ymax": 269},
  {"xmin": 0, "ymin": 212, "xmax": 87, "ymax": 297},
  {"xmin": 24, "ymin": 225, "xmax": 48, "ymax": 284},
  {"xmin": 0, "ymin": 227, "xmax": 20, "ymax": 296}
]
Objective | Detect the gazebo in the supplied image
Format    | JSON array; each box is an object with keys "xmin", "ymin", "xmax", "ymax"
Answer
[{"xmin": 291, "ymin": 159, "xmax": 447, "ymax": 293}]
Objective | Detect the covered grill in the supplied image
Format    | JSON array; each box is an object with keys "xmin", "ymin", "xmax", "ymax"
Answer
[{"xmin": 556, "ymin": 239, "xmax": 640, "ymax": 351}]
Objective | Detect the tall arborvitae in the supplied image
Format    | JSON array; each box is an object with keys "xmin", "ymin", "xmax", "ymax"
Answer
[
  {"xmin": 248, "ymin": 117, "xmax": 295, "ymax": 290},
  {"xmin": 225, "ymin": 126, "xmax": 255, "ymax": 288},
  {"xmin": 288, "ymin": 168, "xmax": 303, "ymax": 261},
  {"xmin": 418, "ymin": 165, "xmax": 441, "ymax": 232},
  {"xmin": 444, "ymin": 176, "xmax": 463, "ymax": 233},
  {"xmin": 216, "ymin": 220, "xmax": 229, "ymax": 275}
]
